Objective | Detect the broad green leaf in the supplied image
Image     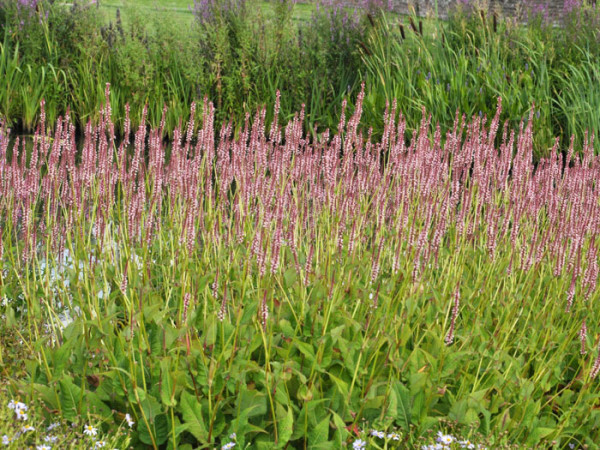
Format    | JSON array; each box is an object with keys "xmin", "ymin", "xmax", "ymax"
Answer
[
  {"xmin": 309, "ymin": 414, "xmax": 330, "ymax": 446},
  {"xmin": 526, "ymin": 427, "xmax": 555, "ymax": 446},
  {"xmin": 180, "ymin": 391, "xmax": 208, "ymax": 443},
  {"xmin": 51, "ymin": 342, "xmax": 72, "ymax": 375},
  {"xmin": 276, "ymin": 404, "xmax": 294, "ymax": 448},
  {"xmin": 138, "ymin": 412, "xmax": 169, "ymax": 446},
  {"xmin": 392, "ymin": 381, "xmax": 412, "ymax": 431},
  {"xmin": 85, "ymin": 390, "xmax": 112, "ymax": 417},
  {"xmin": 33, "ymin": 383, "xmax": 58, "ymax": 410},
  {"xmin": 59, "ymin": 377, "xmax": 81, "ymax": 422},
  {"xmin": 139, "ymin": 394, "xmax": 162, "ymax": 423},
  {"xmin": 160, "ymin": 359, "xmax": 177, "ymax": 407},
  {"xmin": 327, "ymin": 372, "xmax": 349, "ymax": 397},
  {"xmin": 295, "ymin": 340, "xmax": 316, "ymax": 365}
]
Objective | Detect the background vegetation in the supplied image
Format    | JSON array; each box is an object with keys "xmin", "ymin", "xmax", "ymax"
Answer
[{"xmin": 0, "ymin": 0, "xmax": 599, "ymax": 157}]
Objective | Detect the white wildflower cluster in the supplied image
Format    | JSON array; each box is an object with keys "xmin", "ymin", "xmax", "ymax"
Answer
[
  {"xmin": 3, "ymin": 402, "xmax": 124, "ymax": 449},
  {"xmin": 83, "ymin": 423, "xmax": 120, "ymax": 450},
  {"xmin": 352, "ymin": 439, "xmax": 367, "ymax": 450},
  {"xmin": 369, "ymin": 429, "xmax": 401, "ymax": 441},
  {"xmin": 420, "ymin": 432, "xmax": 487, "ymax": 450},
  {"xmin": 8, "ymin": 399, "xmax": 28, "ymax": 421},
  {"xmin": 4, "ymin": 400, "xmax": 39, "ymax": 447},
  {"xmin": 221, "ymin": 432, "xmax": 237, "ymax": 449}
]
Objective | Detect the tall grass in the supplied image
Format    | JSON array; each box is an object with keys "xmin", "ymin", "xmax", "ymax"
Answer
[
  {"xmin": 552, "ymin": 45, "xmax": 600, "ymax": 150},
  {"xmin": 1, "ymin": 88, "xmax": 599, "ymax": 448},
  {"xmin": 358, "ymin": 8, "xmax": 596, "ymax": 159}
]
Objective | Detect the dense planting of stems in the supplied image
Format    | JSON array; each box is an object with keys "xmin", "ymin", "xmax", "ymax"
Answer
[{"xmin": 1, "ymin": 88, "xmax": 599, "ymax": 447}]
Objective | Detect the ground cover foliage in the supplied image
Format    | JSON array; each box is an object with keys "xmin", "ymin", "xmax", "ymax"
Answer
[
  {"xmin": 1, "ymin": 83, "xmax": 600, "ymax": 448},
  {"xmin": 0, "ymin": 1, "xmax": 599, "ymax": 158}
]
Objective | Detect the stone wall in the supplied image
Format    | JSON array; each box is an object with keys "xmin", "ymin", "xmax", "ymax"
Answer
[
  {"xmin": 402, "ymin": 0, "xmax": 567, "ymax": 20},
  {"xmin": 337, "ymin": 1, "xmax": 574, "ymax": 21}
]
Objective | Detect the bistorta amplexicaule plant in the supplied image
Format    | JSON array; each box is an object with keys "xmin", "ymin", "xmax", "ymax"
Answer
[{"xmin": 0, "ymin": 83, "xmax": 599, "ymax": 448}]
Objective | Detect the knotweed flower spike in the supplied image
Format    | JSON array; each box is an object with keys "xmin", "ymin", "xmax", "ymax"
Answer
[
  {"xmin": 591, "ymin": 340, "xmax": 600, "ymax": 379},
  {"xmin": 445, "ymin": 285, "xmax": 460, "ymax": 345},
  {"xmin": 579, "ymin": 319, "xmax": 587, "ymax": 355}
]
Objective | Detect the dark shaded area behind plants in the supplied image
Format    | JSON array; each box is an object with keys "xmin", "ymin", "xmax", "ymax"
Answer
[{"xmin": 0, "ymin": 0, "xmax": 599, "ymax": 159}]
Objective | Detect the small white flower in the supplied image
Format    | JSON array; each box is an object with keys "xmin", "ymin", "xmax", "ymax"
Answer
[
  {"xmin": 387, "ymin": 432, "xmax": 401, "ymax": 440},
  {"xmin": 94, "ymin": 440, "xmax": 106, "ymax": 448},
  {"xmin": 22, "ymin": 425, "xmax": 35, "ymax": 432},
  {"xmin": 47, "ymin": 422, "xmax": 60, "ymax": 431},
  {"xmin": 8, "ymin": 401, "xmax": 27, "ymax": 411},
  {"xmin": 352, "ymin": 439, "xmax": 367, "ymax": 450},
  {"xmin": 125, "ymin": 413, "xmax": 135, "ymax": 428},
  {"xmin": 436, "ymin": 432, "xmax": 454, "ymax": 445},
  {"xmin": 369, "ymin": 430, "xmax": 385, "ymax": 438},
  {"xmin": 229, "ymin": 433, "xmax": 236, "ymax": 439},
  {"xmin": 83, "ymin": 425, "xmax": 98, "ymax": 436},
  {"xmin": 15, "ymin": 407, "xmax": 28, "ymax": 421},
  {"xmin": 2, "ymin": 435, "xmax": 10, "ymax": 445},
  {"xmin": 44, "ymin": 435, "xmax": 58, "ymax": 443},
  {"xmin": 37, "ymin": 445, "xmax": 52, "ymax": 450},
  {"xmin": 459, "ymin": 439, "xmax": 476, "ymax": 449},
  {"xmin": 221, "ymin": 443, "xmax": 235, "ymax": 450}
]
